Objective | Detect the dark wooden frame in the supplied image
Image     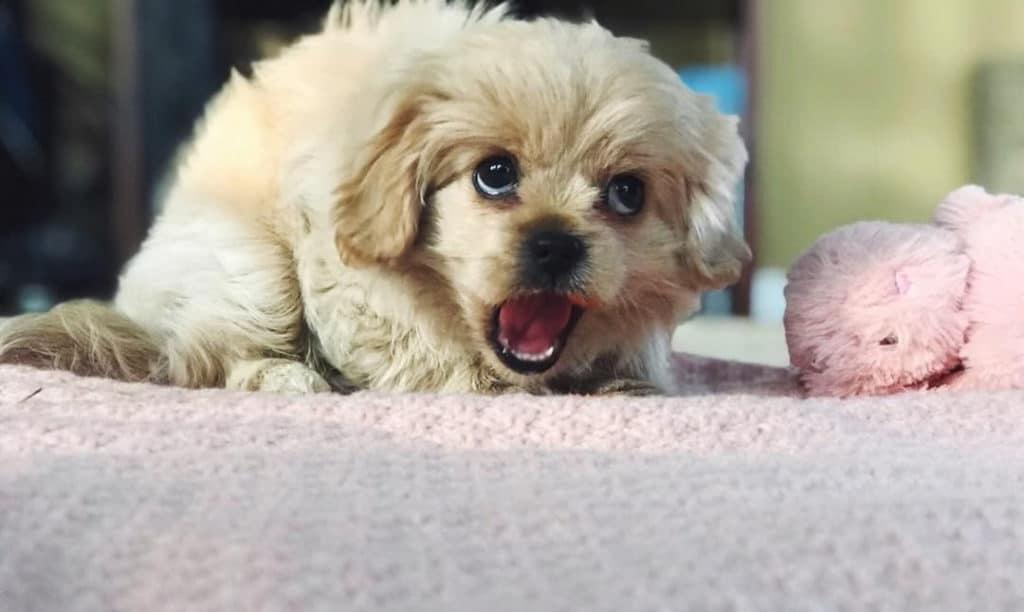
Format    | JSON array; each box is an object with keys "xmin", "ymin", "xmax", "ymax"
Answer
[
  {"xmin": 734, "ymin": 0, "xmax": 759, "ymax": 316},
  {"xmin": 110, "ymin": 0, "xmax": 144, "ymax": 266}
]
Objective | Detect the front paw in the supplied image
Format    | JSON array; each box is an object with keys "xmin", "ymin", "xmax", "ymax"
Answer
[
  {"xmin": 592, "ymin": 378, "xmax": 663, "ymax": 397},
  {"xmin": 227, "ymin": 359, "xmax": 331, "ymax": 394}
]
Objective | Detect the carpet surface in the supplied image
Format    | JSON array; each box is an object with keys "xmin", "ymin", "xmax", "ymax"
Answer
[{"xmin": 2, "ymin": 357, "xmax": 1024, "ymax": 611}]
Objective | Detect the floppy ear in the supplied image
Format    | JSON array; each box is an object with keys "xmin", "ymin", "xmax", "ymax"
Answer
[
  {"xmin": 933, "ymin": 184, "xmax": 1007, "ymax": 236},
  {"xmin": 332, "ymin": 87, "xmax": 433, "ymax": 267},
  {"xmin": 682, "ymin": 113, "xmax": 752, "ymax": 290}
]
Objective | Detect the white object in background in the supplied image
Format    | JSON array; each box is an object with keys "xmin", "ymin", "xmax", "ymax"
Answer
[
  {"xmin": 673, "ymin": 266, "xmax": 792, "ymax": 366},
  {"xmin": 750, "ymin": 266, "xmax": 788, "ymax": 324},
  {"xmin": 673, "ymin": 316, "xmax": 789, "ymax": 366}
]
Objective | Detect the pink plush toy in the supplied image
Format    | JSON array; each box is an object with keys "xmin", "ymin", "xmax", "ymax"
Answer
[
  {"xmin": 784, "ymin": 185, "xmax": 1024, "ymax": 397},
  {"xmin": 933, "ymin": 185, "xmax": 1024, "ymax": 390}
]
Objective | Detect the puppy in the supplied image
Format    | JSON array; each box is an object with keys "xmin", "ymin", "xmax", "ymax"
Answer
[{"xmin": 0, "ymin": 0, "xmax": 750, "ymax": 395}]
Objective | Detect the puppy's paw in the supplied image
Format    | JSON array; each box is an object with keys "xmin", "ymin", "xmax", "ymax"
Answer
[
  {"xmin": 592, "ymin": 378, "xmax": 663, "ymax": 397},
  {"xmin": 227, "ymin": 359, "xmax": 331, "ymax": 394}
]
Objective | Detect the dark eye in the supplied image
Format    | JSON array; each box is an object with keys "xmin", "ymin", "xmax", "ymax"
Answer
[
  {"xmin": 604, "ymin": 174, "xmax": 645, "ymax": 216},
  {"xmin": 473, "ymin": 156, "xmax": 518, "ymax": 199},
  {"xmin": 879, "ymin": 335, "xmax": 899, "ymax": 346}
]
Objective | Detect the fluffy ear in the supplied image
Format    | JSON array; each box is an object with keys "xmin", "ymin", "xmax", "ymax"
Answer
[
  {"xmin": 332, "ymin": 88, "xmax": 433, "ymax": 267},
  {"xmin": 933, "ymin": 184, "xmax": 1007, "ymax": 235},
  {"xmin": 682, "ymin": 113, "xmax": 752, "ymax": 290},
  {"xmin": 894, "ymin": 269, "xmax": 913, "ymax": 296}
]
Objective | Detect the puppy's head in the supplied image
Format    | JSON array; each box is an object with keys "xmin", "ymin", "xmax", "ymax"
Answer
[{"xmin": 333, "ymin": 14, "xmax": 750, "ymax": 384}]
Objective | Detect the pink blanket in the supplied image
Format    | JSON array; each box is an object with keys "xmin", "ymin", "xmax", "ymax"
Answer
[{"xmin": 2, "ymin": 356, "xmax": 1024, "ymax": 611}]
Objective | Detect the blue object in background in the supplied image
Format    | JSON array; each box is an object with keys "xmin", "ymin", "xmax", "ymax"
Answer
[
  {"xmin": 0, "ymin": 5, "xmax": 42, "ymax": 175},
  {"xmin": 679, "ymin": 65, "xmax": 747, "ymax": 116},
  {"xmin": 679, "ymin": 65, "xmax": 747, "ymax": 316}
]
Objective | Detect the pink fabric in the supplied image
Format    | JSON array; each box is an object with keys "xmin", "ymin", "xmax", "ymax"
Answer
[
  {"xmin": 934, "ymin": 186, "xmax": 1024, "ymax": 390},
  {"xmin": 4, "ymin": 356, "xmax": 1024, "ymax": 611}
]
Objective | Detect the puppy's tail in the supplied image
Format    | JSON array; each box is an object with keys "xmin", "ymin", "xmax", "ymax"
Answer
[{"xmin": 0, "ymin": 300, "xmax": 167, "ymax": 383}]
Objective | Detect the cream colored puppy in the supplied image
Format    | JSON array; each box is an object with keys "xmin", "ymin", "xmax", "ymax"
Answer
[{"xmin": 0, "ymin": 0, "xmax": 750, "ymax": 395}]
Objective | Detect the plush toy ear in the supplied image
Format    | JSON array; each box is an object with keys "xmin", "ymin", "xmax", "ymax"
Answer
[
  {"xmin": 682, "ymin": 113, "xmax": 752, "ymax": 290},
  {"xmin": 894, "ymin": 270, "xmax": 913, "ymax": 296},
  {"xmin": 332, "ymin": 84, "xmax": 434, "ymax": 267},
  {"xmin": 933, "ymin": 184, "xmax": 1008, "ymax": 235}
]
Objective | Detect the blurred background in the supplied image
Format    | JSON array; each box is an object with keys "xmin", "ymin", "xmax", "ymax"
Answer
[{"xmin": 3, "ymin": 0, "xmax": 1023, "ymax": 365}]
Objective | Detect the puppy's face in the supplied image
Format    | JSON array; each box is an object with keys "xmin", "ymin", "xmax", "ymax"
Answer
[{"xmin": 334, "ymin": 17, "xmax": 749, "ymax": 386}]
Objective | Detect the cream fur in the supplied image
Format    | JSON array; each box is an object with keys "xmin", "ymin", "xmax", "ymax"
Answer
[{"xmin": 0, "ymin": 0, "xmax": 749, "ymax": 395}]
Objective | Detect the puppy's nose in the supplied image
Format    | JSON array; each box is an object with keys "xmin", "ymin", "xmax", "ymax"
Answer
[{"xmin": 523, "ymin": 230, "xmax": 586, "ymax": 282}]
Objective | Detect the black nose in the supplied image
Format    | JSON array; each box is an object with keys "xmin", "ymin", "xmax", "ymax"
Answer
[{"xmin": 522, "ymin": 230, "xmax": 586, "ymax": 286}]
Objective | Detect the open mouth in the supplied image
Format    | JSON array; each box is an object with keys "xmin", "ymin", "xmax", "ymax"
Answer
[{"xmin": 489, "ymin": 292, "xmax": 584, "ymax": 375}]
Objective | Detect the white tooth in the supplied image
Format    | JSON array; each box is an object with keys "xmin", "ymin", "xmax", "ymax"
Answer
[{"xmin": 512, "ymin": 345, "xmax": 557, "ymax": 362}]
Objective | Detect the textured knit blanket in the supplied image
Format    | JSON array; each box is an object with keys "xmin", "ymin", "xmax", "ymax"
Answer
[{"xmin": 2, "ymin": 357, "xmax": 1024, "ymax": 611}]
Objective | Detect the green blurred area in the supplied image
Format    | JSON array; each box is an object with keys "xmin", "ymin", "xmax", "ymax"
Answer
[{"xmin": 758, "ymin": 0, "xmax": 1024, "ymax": 268}]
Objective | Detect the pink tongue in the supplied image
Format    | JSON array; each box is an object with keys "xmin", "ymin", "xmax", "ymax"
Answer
[{"xmin": 498, "ymin": 293, "xmax": 573, "ymax": 356}]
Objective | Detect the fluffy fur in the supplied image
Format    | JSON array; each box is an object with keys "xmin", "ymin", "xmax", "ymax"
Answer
[
  {"xmin": 785, "ymin": 184, "xmax": 1024, "ymax": 397},
  {"xmin": 0, "ymin": 0, "xmax": 749, "ymax": 395},
  {"xmin": 934, "ymin": 186, "xmax": 1024, "ymax": 390},
  {"xmin": 784, "ymin": 222, "xmax": 970, "ymax": 397}
]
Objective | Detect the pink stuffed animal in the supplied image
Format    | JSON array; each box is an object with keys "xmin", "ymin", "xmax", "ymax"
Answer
[
  {"xmin": 933, "ymin": 185, "xmax": 1024, "ymax": 390},
  {"xmin": 784, "ymin": 221, "xmax": 970, "ymax": 396},
  {"xmin": 785, "ymin": 185, "xmax": 1024, "ymax": 397}
]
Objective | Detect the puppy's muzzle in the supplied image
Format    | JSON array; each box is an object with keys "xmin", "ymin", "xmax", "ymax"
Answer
[
  {"xmin": 491, "ymin": 230, "xmax": 589, "ymax": 375},
  {"xmin": 520, "ymin": 230, "xmax": 587, "ymax": 291}
]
